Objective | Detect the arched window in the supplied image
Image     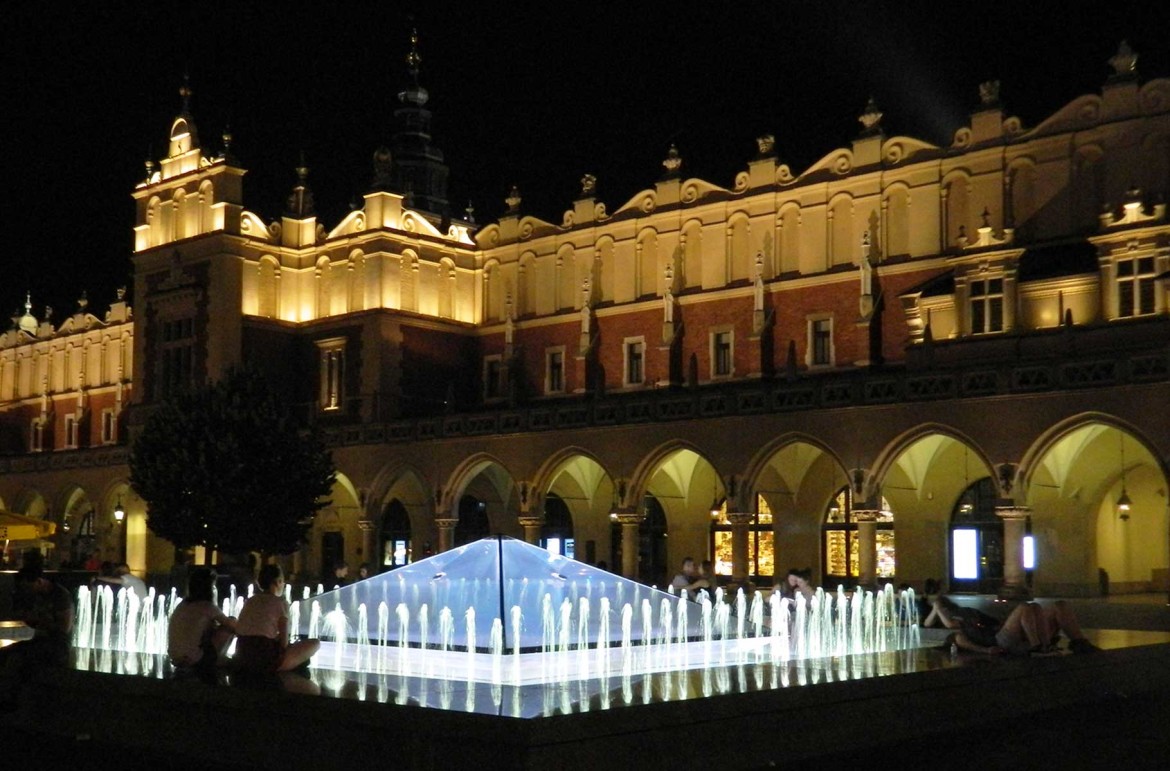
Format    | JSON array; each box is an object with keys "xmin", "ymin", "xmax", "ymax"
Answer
[
  {"xmin": 709, "ymin": 493, "xmax": 775, "ymax": 581},
  {"xmin": 380, "ymin": 499, "xmax": 412, "ymax": 570},
  {"xmin": 822, "ymin": 486, "xmax": 895, "ymax": 585},
  {"xmin": 540, "ymin": 492, "xmax": 575, "ymax": 558},
  {"xmin": 455, "ymin": 494, "xmax": 490, "ymax": 545}
]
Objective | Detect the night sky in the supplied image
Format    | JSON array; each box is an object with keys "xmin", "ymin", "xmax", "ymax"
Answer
[{"xmin": 4, "ymin": 2, "xmax": 1168, "ymax": 324}]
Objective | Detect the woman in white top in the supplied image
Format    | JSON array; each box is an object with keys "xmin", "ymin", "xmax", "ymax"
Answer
[{"xmin": 234, "ymin": 564, "xmax": 319, "ymax": 674}]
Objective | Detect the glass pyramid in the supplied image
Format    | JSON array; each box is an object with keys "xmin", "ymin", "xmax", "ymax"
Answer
[{"xmin": 292, "ymin": 536, "xmax": 704, "ymax": 651}]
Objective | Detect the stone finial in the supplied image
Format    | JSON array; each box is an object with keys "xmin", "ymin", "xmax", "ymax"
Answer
[
  {"xmin": 117, "ymin": 287, "xmax": 127, "ymax": 301},
  {"xmin": 981, "ymin": 207, "xmax": 992, "ymax": 228},
  {"xmin": 465, "ymin": 200, "xmax": 476, "ymax": 224},
  {"xmin": 756, "ymin": 134, "xmax": 776, "ymax": 156},
  {"xmin": 505, "ymin": 185, "xmax": 521, "ymax": 214},
  {"xmin": 858, "ymin": 97, "xmax": 883, "ymax": 135},
  {"xmin": 221, "ymin": 125, "xmax": 235, "ymax": 162},
  {"xmin": 179, "ymin": 78, "xmax": 193, "ymax": 115},
  {"xmin": 370, "ymin": 146, "xmax": 394, "ymax": 192},
  {"xmin": 144, "ymin": 157, "xmax": 155, "ymax": 181},
  {"xmin": 662, "ymin": 144, "xmax": 682, "ymax": 176},
  {"xmin": 1108, "ymin": 40, "xmax": 1138, "ymax": 79},
  {"xmin": 580, "ymin": 173, "xmax": 597, "ymax": 198},
  {"xmin": 286, "ymin": 154, "xmax": 315, "ymax": 217},
  {"xmin": 979, "ymin": 80, "xmax": 1001, "ymax": 106},
  {"xmin": 77, "ymin": 292, "xmax": 88, "ymax": 313}
]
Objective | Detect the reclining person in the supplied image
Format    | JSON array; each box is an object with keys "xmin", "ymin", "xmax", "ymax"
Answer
[{"xmin": 927, "ymin": 595, "xmax": 1098, "ymax": 655}]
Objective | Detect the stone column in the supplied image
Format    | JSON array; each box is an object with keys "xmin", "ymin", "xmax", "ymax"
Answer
[
  {"xmin": 613, "ymin": 510, "xmax": 644, "ymax": 580},
  {"xmin": 518, "ymin": 516, "xmax": 544, "ymax": 545},
  {"xmin": 358, "ymin": 519, "xmax": 375, "ymax": 565},
  {"xmin": 853, "ymin": 510, "xmax": 881, "ymax": 589},
  {"xmin": 996, "ymin": 505, "xmax": 1031, "ymax": 600},
  {"xmin": 435, "ymin": 518, "xmax": 458, "ymax": 554},
  {"xmin": 727, "ymin": 512, "xmax": 754, "ymax": 585}
]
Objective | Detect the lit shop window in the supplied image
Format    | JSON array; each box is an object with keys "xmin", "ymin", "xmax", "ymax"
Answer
[
  {"xmin": 709, "ymin": 494, "xmax": 774, "ymax": 578},
  {"xmin": 823, "ymin": 487, "xmax": 895, "ymax": 581}
]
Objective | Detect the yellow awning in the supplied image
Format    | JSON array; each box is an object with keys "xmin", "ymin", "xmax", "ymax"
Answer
[{"xmin": 0, "ymin": 510, "xmax": 56, "ymax": 541}]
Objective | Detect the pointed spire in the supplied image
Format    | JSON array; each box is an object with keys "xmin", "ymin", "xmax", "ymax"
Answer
[
  {"xmin": 398, "ymin": 27, "xmax": 429, "ymax": 107},
  {"xmin": 406, "ymin": 27, "xmax": 422, "ymax": 79},
  {"xmin": 18, "ymin": 292, "xmax": 37, "ymax": 334}
]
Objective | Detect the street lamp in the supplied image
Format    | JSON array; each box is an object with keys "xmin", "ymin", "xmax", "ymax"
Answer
[{"xmin": 113, "ymin": 498, "xmax": 125, "ymax": 524}]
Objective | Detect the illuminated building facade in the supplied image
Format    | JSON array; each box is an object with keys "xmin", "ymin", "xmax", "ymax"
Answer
[{"xmin": 2, "ymin": 41, "xmax": 1168, "ymax": 598}]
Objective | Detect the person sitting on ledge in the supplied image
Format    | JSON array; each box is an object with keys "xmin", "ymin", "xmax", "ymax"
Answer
[
  {"xmin": 234, "ymin": 565, "xmax": 319, "ymax": 677},
  {"xmin": 926, "ymin": 596, "xmax": 1099, "ymax": 655},
  {"xmin": 167, "ymin": 567, "xmax": 236, "ymax": 680},
  {"xmin": 670, "ymin": 557, "xmax": 709, "ymax": 600}
]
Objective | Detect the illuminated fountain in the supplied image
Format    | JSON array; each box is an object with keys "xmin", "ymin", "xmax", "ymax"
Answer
[
  {"xmin": 287, "ymin": 537, "xmax": 921, "ymax": 685},
  {"xmin": 71, "ymin": 537, "xmax": 925, "ymax": 715}
]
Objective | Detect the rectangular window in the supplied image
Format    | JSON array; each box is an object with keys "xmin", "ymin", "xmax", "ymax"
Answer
[
  {"xmin": 809, "ymin": 317, "xmax": 833, "ymax": 367},
  {"xmin": 30, "ymin": 419, "xmax": 44, "ymax": 453},
  {"xmin": 969, "ymin": 277, "xmax": 1004, "ymax": 333},
  {"xmin": 101, "ymin": 409, "xmax": 116, "ymax": 445},
  {"xmin": 712, "ymin": 330, "xmax": 733, "ymax": 377},
  {"xmin": 484, "ymin": 356, "xmax": 503, "ymax": 400},
  {"xmin": 315, "ymin": 338, "xmax": 346, "ymax": 411},
  {"xmin": 63, "ymin": 414, "xmax": 79, "ymax": 449},
  {"xmin": 624, "ymin": 338, "xmax": 644, "ymax": 386},
  {"xmin": 1117, "ymin": 255, "xmax": 1156, "ymax": 318},
  {"xmin": 158, "ymin": 317, "xmax": 195, "ymax": 397},
  {"xmin": 545, "ymin": 348, "xmax": 565, "ymax": 394}
]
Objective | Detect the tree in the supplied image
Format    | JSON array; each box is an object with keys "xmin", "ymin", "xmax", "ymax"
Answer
[{"xmin": 129, "ymin": 366, "xmax": 336, "ymax": 556}]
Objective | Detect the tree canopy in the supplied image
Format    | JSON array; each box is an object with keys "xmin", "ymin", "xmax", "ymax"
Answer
[{"xmin": 129, "ymin": 366, "xmax": 336, "ymax": 555}]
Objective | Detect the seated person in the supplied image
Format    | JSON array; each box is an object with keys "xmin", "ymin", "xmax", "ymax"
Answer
[
  {"xmin": 670, "ymin": 557, "xmax": 709, "ymax": 600},
  {"xmin": 234, "ymin": 565, "xmax": 319, "ymax": 676},
  {"xmin": 331, "ymin": 561, "xmax": 350, "ymax": 589},
  {"xmin": 697, "ymin": 560, "xmax": 719, "ymax": 599},
  {"xmin": 167, "ymin": 567, "xmax": 236, "ymax": 677},
  {"xmin": 97, "ymin": 562, "xmax": 149, "ymax": 600},
  {"xmin": 778, "ymin": 567, "xmax": 816, "ymax": 603},
  {"xmin": 927, "ymin": 595, "xmax": 1099, "ymax": 655},
  {"xmin": 0, "ymin": 562, "xmax": 74, "ymax": 706}
]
